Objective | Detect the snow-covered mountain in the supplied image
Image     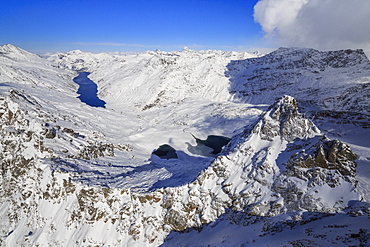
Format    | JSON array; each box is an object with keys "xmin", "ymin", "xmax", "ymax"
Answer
[
  {"xmin": 0, "ymin": 44, "xmax": 76, "ymax": 92},
  {"xmin": 0, "ymin": 44, "xmax": 369, "ymax": 246},
  {"xmin": 228, "ymin": 47, "xmax": 370, "ymax": 114}
]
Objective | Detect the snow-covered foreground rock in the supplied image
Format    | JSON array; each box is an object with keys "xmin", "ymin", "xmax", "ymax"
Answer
[{"xmin": 0, "ymin": 44, "xmax": 369, "ymax": 246}]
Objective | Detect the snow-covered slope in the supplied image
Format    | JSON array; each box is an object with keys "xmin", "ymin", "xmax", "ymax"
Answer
[
  {"xmin": 0, "ymin": 90, "xmax": 361, "ymax": 246},
  {"xmin": 50, "ymin": 47, "xmax": 370, "ymax": 114},
  {"xmin": 0, "ymin": 44, "xmax": 369, "ymax": 246},
  {"xmin": 49, "ymin": 47, "xmax": 265, "ymax": 164},
  {"xmin": 50, "ymin": 47, "xmax": 259, "ymax": 111},
  {"xmin": 0, "ymin": 44, "xmax": 76, "ymax": 92},
  {"xmin": 51, "ymin": 46, "xmax": 370, "ymax": 202}
]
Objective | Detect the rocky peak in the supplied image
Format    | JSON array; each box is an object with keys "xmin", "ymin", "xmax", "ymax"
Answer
[
  {"xmin": 253, "ymin": 95, "xmax": 320, "ymax": 142},
  {"xmin": 208, "ymin": 95, "xmax": 359, "ymax": 217}
]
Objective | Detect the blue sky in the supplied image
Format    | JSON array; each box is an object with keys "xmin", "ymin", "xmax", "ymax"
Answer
[
  {"xmin": 2, "ymin": 0, "xmax": 369, "ymax": 55},
  {"xmin": 0, "ymin": 0, "xmax": 269, "ymax": 53}
]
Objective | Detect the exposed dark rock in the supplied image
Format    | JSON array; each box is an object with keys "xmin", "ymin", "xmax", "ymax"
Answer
[
  {"xmin": 164, "ymin": 209, "xmax": 187, "ymax": 231},
  {"xmin": 287, "ymin": 137, "xmax": 357, "ymax": 178}
]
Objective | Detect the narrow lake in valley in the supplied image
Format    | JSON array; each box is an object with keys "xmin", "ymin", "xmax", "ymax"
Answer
[{"xmin": 73, "ymin": 72, "xmax": 106, "ymax": 108}]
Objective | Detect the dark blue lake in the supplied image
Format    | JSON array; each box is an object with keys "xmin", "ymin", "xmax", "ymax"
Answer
[{"xmin": 73, "ymin": 72, "xmax": 106, "ymax": 108}]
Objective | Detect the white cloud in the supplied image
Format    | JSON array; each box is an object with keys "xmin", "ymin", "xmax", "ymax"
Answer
[{"xmin": 254, "ymin": 0, "xmax": 370, "ymax": 56}]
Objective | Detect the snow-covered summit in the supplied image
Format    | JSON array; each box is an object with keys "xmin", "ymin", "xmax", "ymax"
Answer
[
  {"xmin": 0, "ymin": 44, "xmax": 41, "ymax": 61},
  {"xmin": 254, "ymin": 95, "xmax": 320, "ymax": 142},
  {"xmin": 0, "ymin": 44, "xmax": 76, "ymax": 92},
  {"xmin": 0, "ymin": 44, "xmax": 27, "ymax": 54},
  {"xmin": 211, "ymin": 95, "xmax": 357, "ymax": 213}
]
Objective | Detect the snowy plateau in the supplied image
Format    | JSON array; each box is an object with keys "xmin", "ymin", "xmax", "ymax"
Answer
[{"xmin": 0, "ymin": 44, "xmax": 370, "ymax": 246}]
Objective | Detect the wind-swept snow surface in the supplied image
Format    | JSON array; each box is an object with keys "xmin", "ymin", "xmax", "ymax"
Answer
[{"xmin": 0, "ymin": 44, "xmax": 369, "ymax": 246}]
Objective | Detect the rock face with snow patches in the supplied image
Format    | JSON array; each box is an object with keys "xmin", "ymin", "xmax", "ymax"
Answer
[
  {"xmin": 227, "ymin": 47, "xmax": 370, "ymax": 114},
  {"xmin": 0, "ymin": 44, "xmax": 369, "ymax": 246}
]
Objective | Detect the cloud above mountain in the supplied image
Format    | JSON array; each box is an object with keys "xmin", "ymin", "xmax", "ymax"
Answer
[{"xmin": 253, "ymin": 0, "xmax": 370, "ymax": 55}]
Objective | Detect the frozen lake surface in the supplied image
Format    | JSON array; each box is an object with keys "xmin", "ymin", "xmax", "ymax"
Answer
[{"xmin": 73, "ymin": 72, "xmax": 106, "ymax": 107}]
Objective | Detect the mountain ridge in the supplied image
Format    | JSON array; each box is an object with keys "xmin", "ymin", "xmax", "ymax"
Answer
[{"xmin": 227, "ymin": 47, "xmax": 370, "ymax": 114}]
